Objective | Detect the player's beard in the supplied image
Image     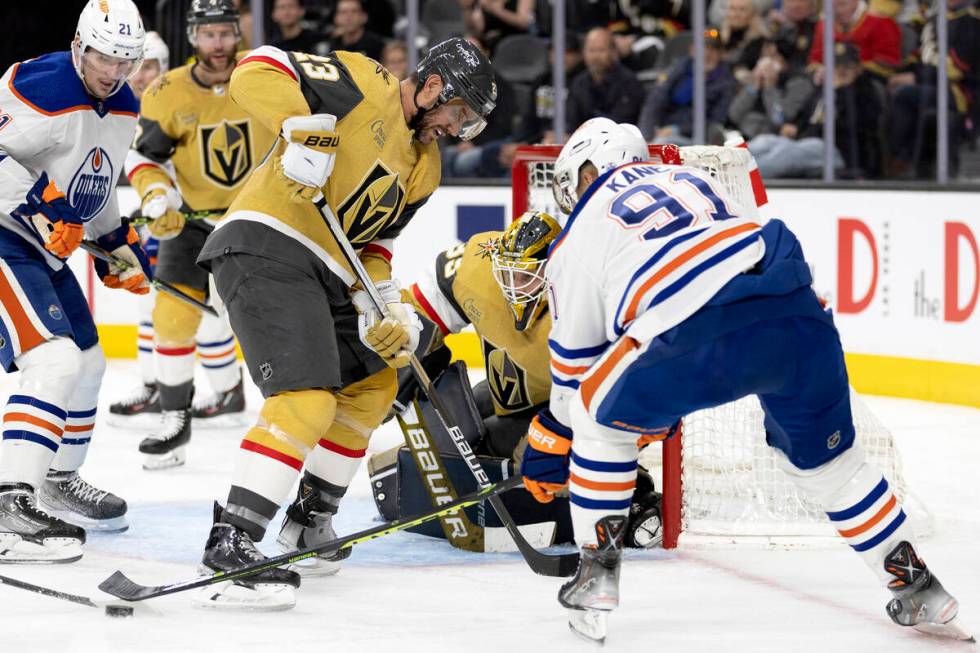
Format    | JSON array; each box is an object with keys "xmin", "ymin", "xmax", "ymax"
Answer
[{"xmin": 197, "ymin": 44, "xmax": 237, "ymax": 74}]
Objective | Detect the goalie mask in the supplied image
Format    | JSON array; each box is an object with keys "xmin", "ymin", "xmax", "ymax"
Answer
[{"xmin": 486, "ymin": 211, "xmax": 562, "ymax": 331}]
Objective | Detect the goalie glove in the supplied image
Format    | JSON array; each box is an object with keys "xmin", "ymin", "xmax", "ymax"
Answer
[
  {"xmin": 141, "ymin": 184, "xmax": 185, "ymax": 240},
  {"xmin": 520, "ymin": 409, "xmax": 573, "ymax": 504},
  {"xmin": 93, "ymin": 222, "xmax": 153, "ymax": 295},
  {"xmin": 352, "ymin": 280, "xmax": 422, "ymax": 369},
  {"xmin": 12, "ymin": 172, "xmax": 84, "ymax": 259},
  {"xmin": 278, "ymin": 114, "xmax": 339, "ymax": 200}
]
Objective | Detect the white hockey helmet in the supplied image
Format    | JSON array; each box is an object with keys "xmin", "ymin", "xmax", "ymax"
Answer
[
  {"xmin": 143, "ymin": 31, "xmax": 170, "ymax": 72},
  {"xmin": 552, "ymin": 118, "xmax": 648, "ymax": 216},
  {"xmin": 72, "ymin": 0, "xmax": 146, "ymax": 97}
]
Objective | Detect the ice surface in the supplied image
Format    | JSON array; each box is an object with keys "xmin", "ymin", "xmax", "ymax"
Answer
[{"xmin": 0, "ymin": 362, "xmax": 975, "ymax": 653}]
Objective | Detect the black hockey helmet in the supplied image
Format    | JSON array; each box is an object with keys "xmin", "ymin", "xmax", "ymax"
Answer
[
  {"xmin": 416, "ymin": 38, "xmax": 497, "ymax": 141},
  {"xmin": 186, "ymin": 0, "xmax": 240, "ymax": 42}
]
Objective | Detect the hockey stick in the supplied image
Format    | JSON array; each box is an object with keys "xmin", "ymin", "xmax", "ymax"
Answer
[
  {"xmin": 81, "ymin": 241, "xmax": 219, "ymax": 318},
  {"xmin": 98, "ymin": 475, "xmax": 522, "ymax": 601},
  {"xmin": 312, "ymin": 193, "xmax": 579, "ymax": 577},
  {"xmin": 129, "ymin": 209, "xmax": 224, "ymax": 226},
  {"xmin": 0, "ymin": 573, "xmax": 101, "ymax": 608},
  {"xmin": 395, "ymin": 399, "xmax": 486, "ymax": 552}
]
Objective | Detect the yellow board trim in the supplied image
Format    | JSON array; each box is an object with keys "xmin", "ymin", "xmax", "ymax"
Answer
[{"xmin": 96, "ymin": 326, "xmax": 980, "ymax": 408}]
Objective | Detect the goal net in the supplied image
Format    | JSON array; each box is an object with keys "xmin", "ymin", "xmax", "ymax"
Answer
[{"xmin": 511, "ymin": 143, "xmax": 932, "ymax": 549}]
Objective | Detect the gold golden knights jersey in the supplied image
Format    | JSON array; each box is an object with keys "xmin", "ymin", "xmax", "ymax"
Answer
[
  {"xmin": 198, "ymin": 46, "xmax": 441, "ymax": 289},
  {"xmin": 125, "ymin": 52, "xmax": 277, "ymax": 213},
  {"xmin": 407, "ymin": 233, "xmax": 551, "ymax": 416}
]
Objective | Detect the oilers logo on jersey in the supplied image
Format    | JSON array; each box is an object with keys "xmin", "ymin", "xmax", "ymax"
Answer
[
  {"xmin": 67, "ymin": 146, "xmax": 114, "ymax": 219},
  {"xmin": 199, "ymin": 120, "xmax": 254, "ymax": 188}
]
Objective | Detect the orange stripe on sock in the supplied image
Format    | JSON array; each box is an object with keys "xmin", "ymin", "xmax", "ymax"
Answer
[
  {"xmin": 550, "ymin": 360, "xmax": 592, "ymax": 376},
  {"xmin": 3, "ymin": 412, "xmax": 63, "ymax": 436},
  {"xmin": 64, "ymin": 423, "xmax": 94, "ymax": 433},
  {"xmin": 569, "ymin": 472, "xmax": 636, "ymax": 493},
  {"xmin": 838, "ymin": 494, "xmax": 898, "ymax": 538},
  {"xmin": 198, "ymin": 347, "xmax": 236, "ymax": 360}
]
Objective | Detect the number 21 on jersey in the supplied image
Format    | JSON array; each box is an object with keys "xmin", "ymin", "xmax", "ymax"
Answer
[{"xmin": 608, "ymin": 170, "xmax": 738, "ymax": 240}]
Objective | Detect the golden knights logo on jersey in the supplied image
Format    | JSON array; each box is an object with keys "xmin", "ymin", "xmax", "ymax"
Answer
[
  {"xmin": 199, "ymin": 119, "xmax": 253, "ymax": 188},
  {"xmin": 339, "ymin": 161, "xmax": 405, "ymax": 245},
  {"xmin": 482, "ymin": 338, "xmax": 532, "ymax": 412}
]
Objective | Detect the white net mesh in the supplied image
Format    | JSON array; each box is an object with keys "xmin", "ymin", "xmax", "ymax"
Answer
[{"xmin": 516, "ymin": 144, "xmax": 931, "ymax": 547}]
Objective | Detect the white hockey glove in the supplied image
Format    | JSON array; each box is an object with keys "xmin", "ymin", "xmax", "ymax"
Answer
[
  {"xmin": 142, "ymin": 184, "xmax": 185, "ymax": 240},
  {"xmin": 279, "ymin": 114, "xmax": 339, "ymax": 200},
  {"xmin": 352, "ymin": 280, "xmax": 422, "ymax": 369}
]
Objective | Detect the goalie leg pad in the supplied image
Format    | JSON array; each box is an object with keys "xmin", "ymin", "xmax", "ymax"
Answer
[{"xmin": 416, "ymin": 361, "xmax": 487, "ymax": 454}]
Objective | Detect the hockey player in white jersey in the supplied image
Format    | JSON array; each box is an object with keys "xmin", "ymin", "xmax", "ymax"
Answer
[
  {"xmin": 519, "ymin": 118, "xmax": 972, "ymax": 643},
  {"xmin": 0, "ymin": 0, "xmax": 150, "ymax": 562}
]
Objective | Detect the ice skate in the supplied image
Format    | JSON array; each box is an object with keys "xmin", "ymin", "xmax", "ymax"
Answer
[
  {"xmin": 106, "ymin": 382, "xmax": 160, "ymax": 427},
  {"xmin": 884, "ymin": 541, "xmax": 974, "ymax": 641},
  {"xmin": 559, "ymin": 515, "xmax": 627, "ymax": 646},
  {"xmin": 191, "ymin": 375, "xmax": 246, "ymax": 428},
  {"xmin": 276, "ymin": 478, "xmax": 350, "ymax": 577},
  {"xmin": 0, "ymin": 483, "xmax": 85, "ymax": 563},
  {"xmin": 139, "ymin": 408, "xmax": 191, "ymax": 470},
  {"xmin": 39, "ymin": 472, "xmax": 128, "ymax": 533},
  {"xmin": 196, "ymin": 505, "xmax": 300, "ymax": 611}
]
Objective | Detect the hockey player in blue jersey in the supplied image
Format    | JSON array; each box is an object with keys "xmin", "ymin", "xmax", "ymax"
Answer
[
  {"xmin": 0, "ymin": 0, "xmax": 151, "ymax": 562},
  {"xmin": 519, "ymin": 118, "xmax": 972, "ymax": 643}
]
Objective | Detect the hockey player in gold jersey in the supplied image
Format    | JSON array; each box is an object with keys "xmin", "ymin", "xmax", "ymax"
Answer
[
  {"xmin": 193, "ymin": 37, "xmax": 496, "ymax": 609},
  {"xmin": 124, "ymin": 0, "xmax": 277, "ymax": 469}
]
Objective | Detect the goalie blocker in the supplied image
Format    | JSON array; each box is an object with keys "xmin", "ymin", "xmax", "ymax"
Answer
[{"xmin": 369, "ymin": 361, "xmax": 663, "ymax": 549}]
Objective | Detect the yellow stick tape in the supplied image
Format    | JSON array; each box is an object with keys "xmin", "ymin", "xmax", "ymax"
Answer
[{"xmin": 95, "ymin": 326, "xmax": 980, "ymax": 408}]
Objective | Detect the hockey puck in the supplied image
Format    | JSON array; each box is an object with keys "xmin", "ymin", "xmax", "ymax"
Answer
[{"xmin": 105, "ymin": 604, "xmax": 135, "ymax": 618}]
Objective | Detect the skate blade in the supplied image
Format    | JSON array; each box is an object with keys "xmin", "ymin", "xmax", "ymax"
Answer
[
  {"xmin": 39, "ymin": 507, "xmax": 129, "ymax": 534},
  {"xmin": 192, "ymin": 579, "xmax": 296, "ymax": 611},
  {"xmin": 913, "ymin": 616, "xmax": 975, "ymax": 642},
  {"xmin": 191, "ymin": 412, "xmax": 248, "ymax": 430},
  {"xmin": 0, "ymin": 533, "xmax": 83, "ymax": 564},
  {"xmin": 567, "ymin": 609, "xmax": 608, "ymax": 646},
  {"xmin": 142, "ymin": 447, "xmax": 187, "ymax": 471}
]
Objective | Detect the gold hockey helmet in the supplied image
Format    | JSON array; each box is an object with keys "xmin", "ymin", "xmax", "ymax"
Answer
[{"xmin": 487, "ymin": 211, "xmax": 562, "ymax": 331}]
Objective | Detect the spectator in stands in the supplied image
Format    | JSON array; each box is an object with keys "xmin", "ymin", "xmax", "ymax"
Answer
[
  {"xmin": 637, "ymin": 29, "xmax": 737, "ymax": 145},
  {"xmin": 709, "ymin": 0, "xmax": 775, "ymax": 31},
  {"xmin": 380, "ymin": 40, "xmax": 409, "ymax": 81},
  {"xmin": 567, "ymin": 27, "xmax": 646, "ymax": 130},
  {"xmin": 233, "ymin": 0, "xmax": 253, "ymax": 49},
  {"xmin": 720, "ymin": 0, "xmax": 771, "ymax": 84},
  {"xmin": 460, "ymin": 0, "xmax": 536, "ymax": 54},
  {"xmin": 886, "ymin": 0, "xmax": 980, "ymax": 177},
  {"xmin": 524, "ymin": 31, "xmax": 586, "ymax": 144},
  {"xmin": 767, "ymin": 0, "xmax": 818, "ymax": 71},
  {"xmin": 608, "ymin": 0, "xmax": 691, "ymax": 72},
  {"xmin": 808, "ymin": 0, "xmax": 901, "ymax": 82},
  {"xmin": 330, "ymin": 0, "xmax": 386, "ymax": 61},
  {"xmin": 749, "ymin": 42, "xmax": 883, "ymax": 178},
  {"xmin": 359, "ymin": 0, "xmax": 397, "ymax": 38},
  {"xmin": 271, "ymin": 0, "xmax": 329, "ymax": 54},
  {"xmin": 441, "ymin": 36, "xmax": 518, "ymax": 178},
  {"xmin": 729, "ymin": 34, "xmax": 816, "ymax": 139}
]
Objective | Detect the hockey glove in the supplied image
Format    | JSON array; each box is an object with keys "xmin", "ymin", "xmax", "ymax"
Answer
[
  {"xmin": 520, "ymin": 409, "xmax": 573, "ymax": 504},
  {"xmin": 352, "ymin": 280, "xmax": 422, "ymax": 369},
  {"xmin": 279, "ymin": 114, "xmax": 338, "ymax": 201},
  {"xmin": 142, "ymin": 185, "xmax": 185, "ymax": 240},
  {"xmin": 13, "ymin": 172, "xmax": 85, "ymax": 259},
  {"xmin": 93, "ymin": 222, "xmax": 153, "ymax": 295}
]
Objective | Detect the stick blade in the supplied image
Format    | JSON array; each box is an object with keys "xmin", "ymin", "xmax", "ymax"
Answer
[{"xmin": 98, "ymin": 571, "xmax": 159, "ymax": 601}]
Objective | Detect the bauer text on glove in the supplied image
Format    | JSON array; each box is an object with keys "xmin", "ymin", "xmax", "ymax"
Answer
[
  {"xmin": 279, "ymin": 114, "xmax": 339, "ymax": 198},
  {"xmin": 520, "ymin": 409, "xmax": 573, "ymax": 503}
]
